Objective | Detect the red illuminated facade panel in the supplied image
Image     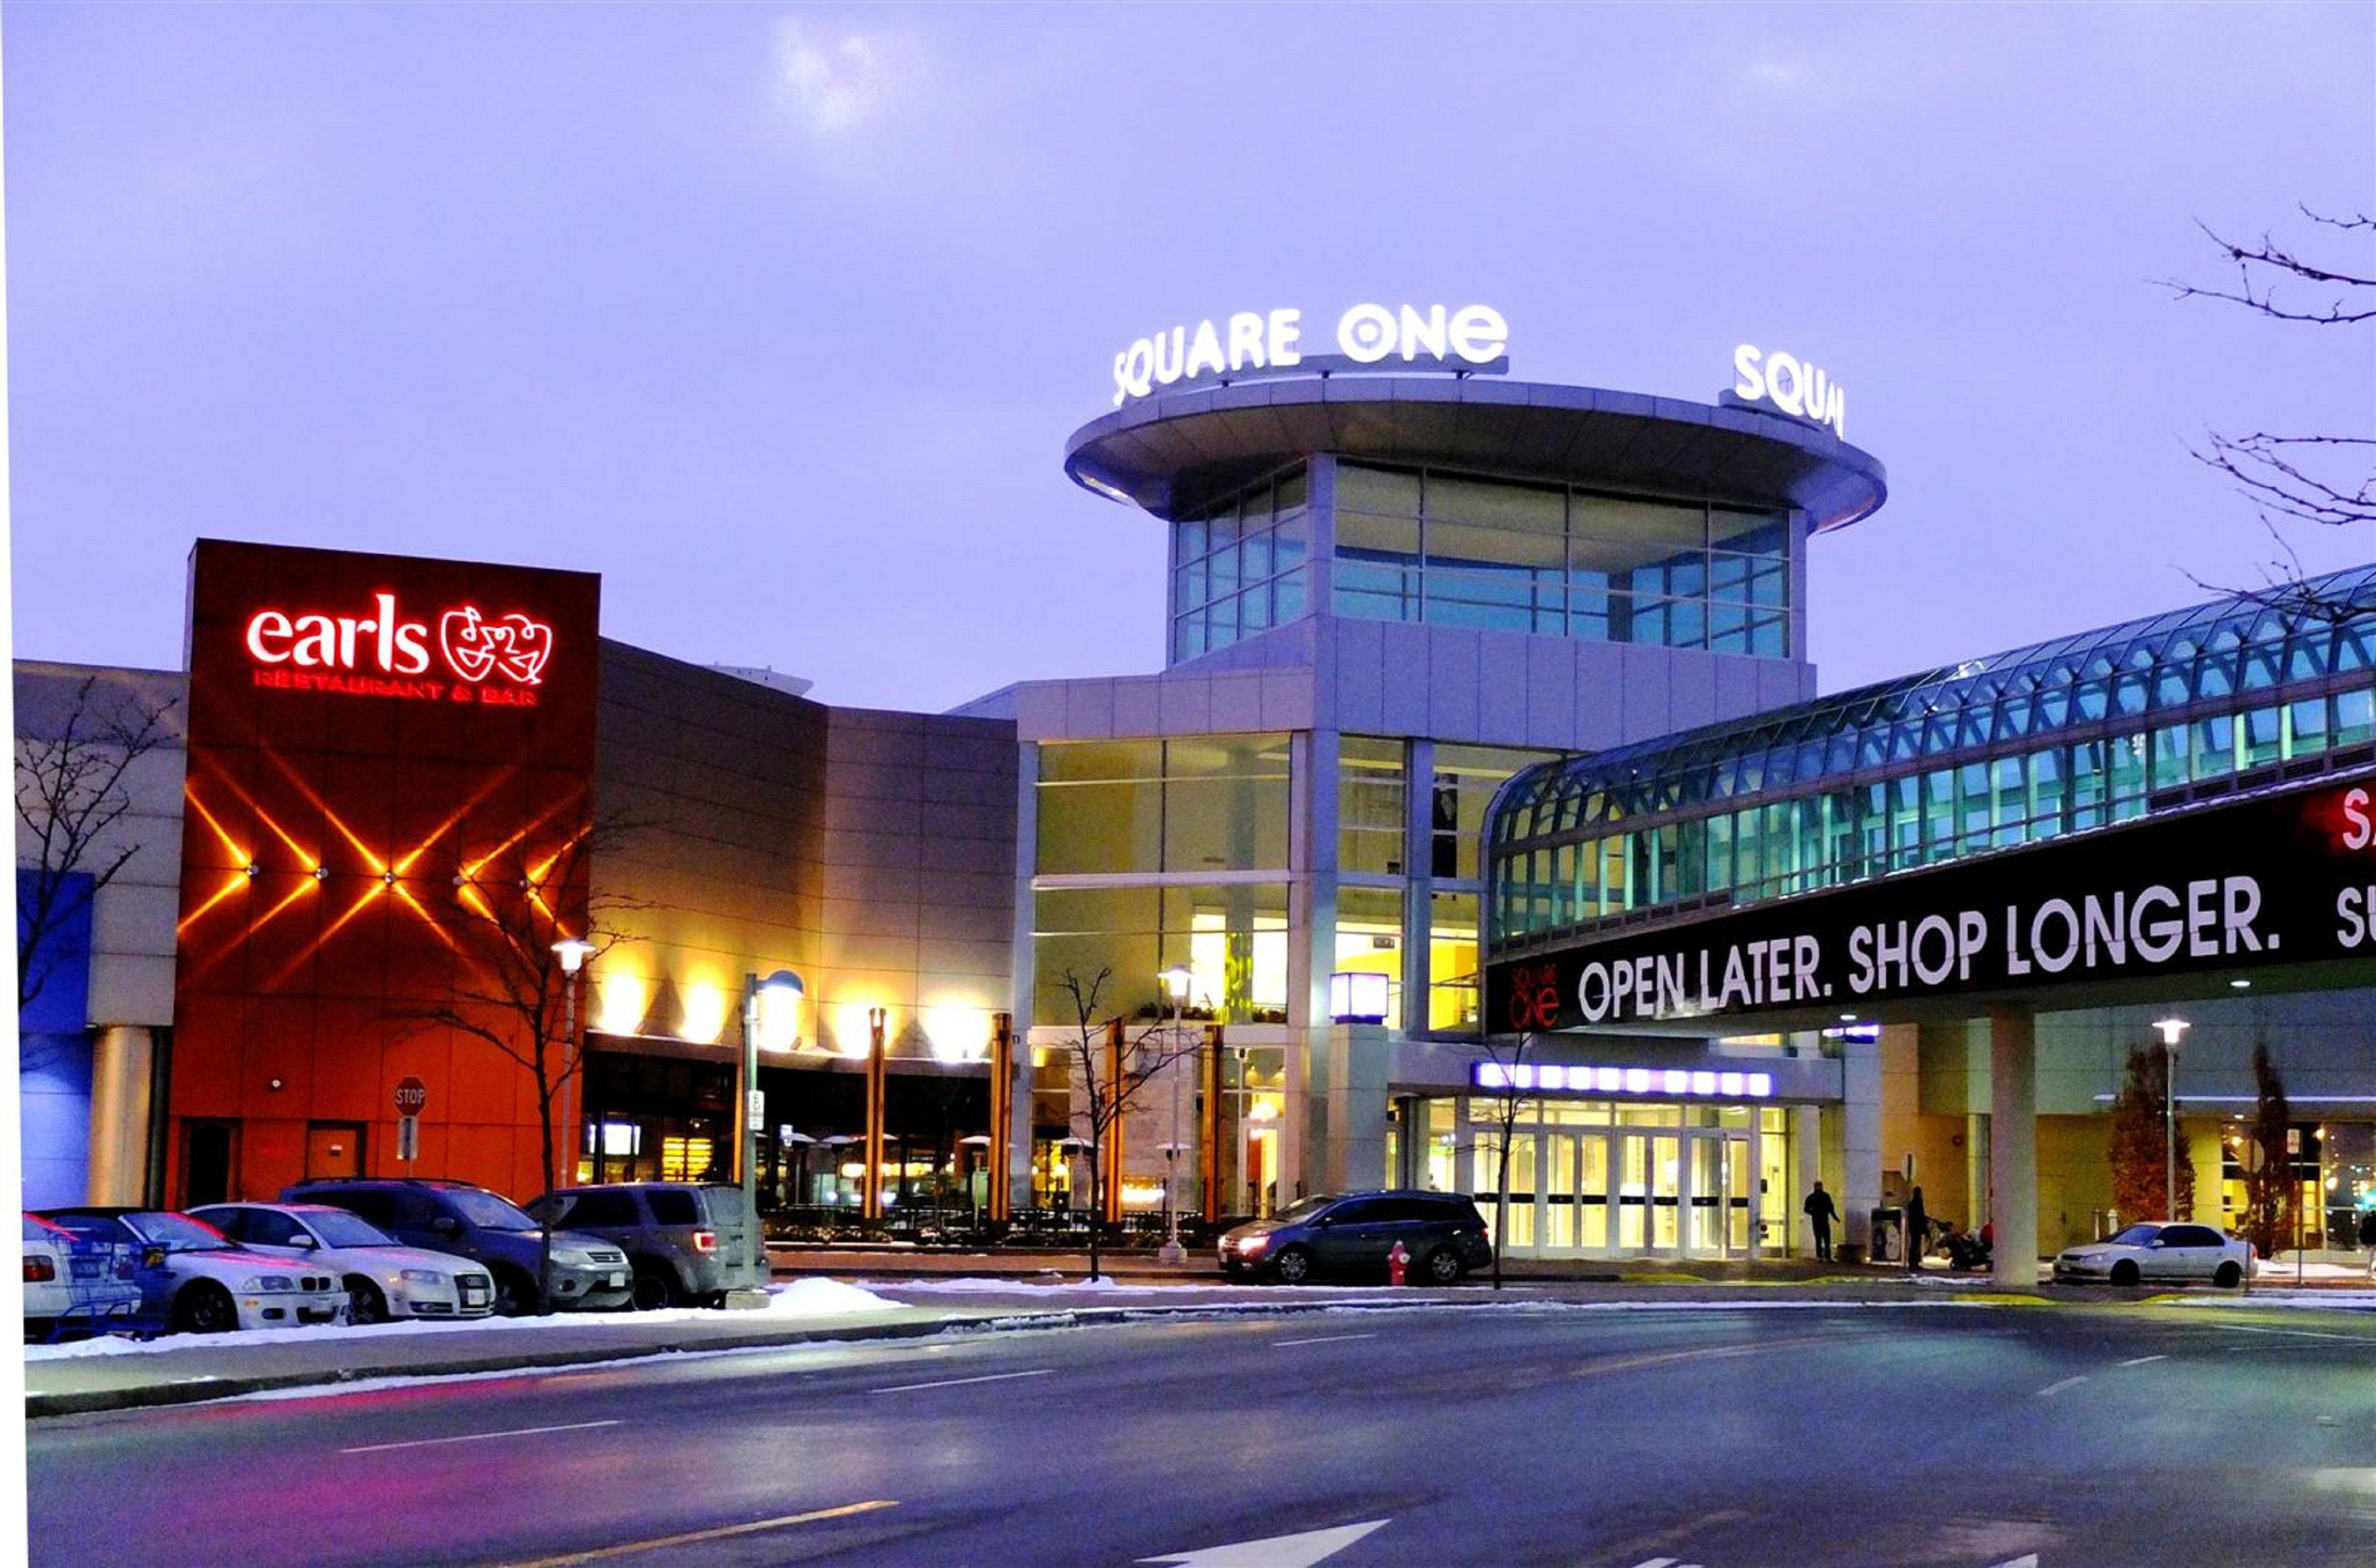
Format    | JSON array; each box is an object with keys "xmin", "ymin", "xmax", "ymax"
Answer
[{"xmin": 170, "ymin": 540, "xmax": 602, "ymax": 1205}]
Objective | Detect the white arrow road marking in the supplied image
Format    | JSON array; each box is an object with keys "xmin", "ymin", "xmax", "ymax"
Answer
[
  {"xmin": 2036, "ymin": 1374, "xmax": 2089, "ymax": 1397},
  {"xmin": 2117, "ymin": 1354, "xmax": 2167, "ymax": 1367},
  {"xmin": 1270, "ymin": 1333, "xmax": 1376, "ymax": 1348},
  {"xmin": 869, "ymin": 1368, "xmax": 1052, "ymax": 1394},
  {"xmin": 342, "ymin": 1419, "xmax": 619, "ymax": 1454},
  {"xmin": 1138, "ymin": 1518, "xmax": 1389, "ymax": 1567},
  {"xmin": 1991, "ymin": 1556, "xmax": 2041, "ymax": 1567}
]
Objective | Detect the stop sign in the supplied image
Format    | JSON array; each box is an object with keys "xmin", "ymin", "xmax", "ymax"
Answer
[{"xmin": 394, "ymin": 1076, "xmax": 428, "ymax": 1116}]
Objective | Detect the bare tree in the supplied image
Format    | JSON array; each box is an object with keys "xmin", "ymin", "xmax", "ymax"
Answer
[
  {"xmin": 15, "ymin": 674, "xmax": 178, "ymax": 1013},
  {"xmin": 2241, "ymin": 1042, "xmax": 2294, "ymax": 1264},
  {"xmin": 1046, "ymin": 967, "xmax": 1204, "ymax": 1282},
  {"xmin": 1471, "ymin": 1027, "xmax": 1540, "ymax": 1291},
  {"xmin": 2162, "ymin": 205, "xmax": 2375, "ymax": 615},
  {"xmin": 407, "ymin": 811, "xmax": 644, "ymax": 1309}
]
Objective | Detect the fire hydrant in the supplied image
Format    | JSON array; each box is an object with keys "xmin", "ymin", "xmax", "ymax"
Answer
[{"xmin": 1387, "ymin": 1240, "xmax": 1410, "ymax": 1286}]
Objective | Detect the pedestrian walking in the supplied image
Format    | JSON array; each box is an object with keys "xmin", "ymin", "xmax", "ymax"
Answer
[
  {"xmin": 2357, "ymin": 1205, "xmax": 2375, "ymax": 1282},
  {"xmin": 1803, "ymin": 1180, "xmax": 1840, "ymax": 1262},
  {"xmin": 1904, "ymin": 1185, "xmax": 1929, "ymax": 1272}
]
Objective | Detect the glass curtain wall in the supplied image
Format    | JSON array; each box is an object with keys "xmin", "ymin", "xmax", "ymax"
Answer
[
  {"xmin": 1034, "ymin": 735, "xmax": 1292, "ymax": 1023},
  {"xmin": 1332, "ymin": 462, "xmax": 1789, "ymax": 654},
  {"xmin": 1171, "ymin": 469, "xmax": 1309, "ymax": 663}
]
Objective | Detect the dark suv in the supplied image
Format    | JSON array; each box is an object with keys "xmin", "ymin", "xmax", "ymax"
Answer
[
  {"xmin": 525, "ymin": 1183, "xmax": 765, "ymax": 1309},
  {"xmin": 285, "ymin": 1178, "xmax": 632, "ymax": 1314},
  {"xmin": 1218, "ymin": 1191, "xmax": 1494, "ymax": 1285}
]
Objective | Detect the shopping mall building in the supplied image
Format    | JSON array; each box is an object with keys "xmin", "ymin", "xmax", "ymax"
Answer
[{"xmin": 19, "ymin": 313, "xmax": 2376, "ymax": 1276}]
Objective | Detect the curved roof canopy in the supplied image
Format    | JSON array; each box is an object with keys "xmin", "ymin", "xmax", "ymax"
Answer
[{"xmin": 1064, "ymin": 374, "xmax": 1888, "ymax": 531}]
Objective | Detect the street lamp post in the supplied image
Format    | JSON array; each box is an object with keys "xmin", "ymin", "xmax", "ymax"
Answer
[
  {"xmin": 742, "ymin": 970, "xmax": 805, "ymax": 1285},
  {"xmin": 548, "ymin": 938, "xmax": 595, "ymax": 1307},
  {"xmin": 2155, "ymin": 1017, "xmax": 2190, "ymax": 1221},
  {"xmin": 1158, "ymin": 965, "xmax": 1194, "ymax": 1265}
]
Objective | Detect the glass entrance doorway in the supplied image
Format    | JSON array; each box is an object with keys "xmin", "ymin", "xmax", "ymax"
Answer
[{"xmin": 1465, "ymin": 1100, "xmax": 1781, "ymax": 1260}]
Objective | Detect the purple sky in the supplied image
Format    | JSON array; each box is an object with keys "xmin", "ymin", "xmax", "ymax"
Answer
[{"xmin": 7, "ymin": 4, "xmax": 2370, "ymax": 712}]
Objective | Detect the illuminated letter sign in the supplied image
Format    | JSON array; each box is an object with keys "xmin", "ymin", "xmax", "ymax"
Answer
[
  {"xmin": 1112, "ymin": 303, "xmax": 1507, "ymax": 405},
  {"xmin": 241, "ymin": 591, "xmax": 554, "ymax": 700},
  {"xmin": 1732, "ymin": 344, "xmax": 1847, "ymax": 439}
]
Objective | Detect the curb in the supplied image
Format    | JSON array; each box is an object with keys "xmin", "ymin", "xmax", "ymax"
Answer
[{"xmin": 22, "ymin": 1294, "xmax": 1503, "ymax": 1420}]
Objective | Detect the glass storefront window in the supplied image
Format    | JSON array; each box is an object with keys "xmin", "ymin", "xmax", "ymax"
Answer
[
  {"xmin": 1333, "ymin": 886, "xmax": 1406, "ymax": 1032},
  {"xmin": 1427, "ymin": 890, "xmax": 1479, "ymax": 1033},
  {"xmin": 1032, "ymin": 882, "xmax": 1290, "ymax": 1025}
]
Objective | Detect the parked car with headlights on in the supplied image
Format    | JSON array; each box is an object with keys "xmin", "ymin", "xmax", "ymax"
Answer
[
  {"xmin": 2052, "ymin": 1222, "xmax": 2253, "ymax": 1288},
  {"xmin": 1220, "ymin": 1191, "xmax": 1494, "ymax": 1284},
  {"xmin": 286, "ymin": 1178, "xmax": 632, "ymax": 1314},
  {"xmin": 37, "ymin": 1208, "xmax": 345, "ymax": 1333},
  {"xmin": 192, "ymin": 1201, "xmax": 494, "ymax": 1323}
]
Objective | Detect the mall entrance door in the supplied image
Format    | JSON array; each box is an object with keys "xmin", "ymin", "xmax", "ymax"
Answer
[{"xmin": 1494, "ymin": 1122, "xmax": 1758, "ymax": 1260}]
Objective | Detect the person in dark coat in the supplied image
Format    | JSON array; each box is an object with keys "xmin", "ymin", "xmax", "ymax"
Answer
[
  {"xmin": 1904, "ymin": 1185, "xmax": 1929, "ymax": 1272},
  {"xmin": 1803, "ymin": 1181, "xmax": 1840, "ymax": 1262}
]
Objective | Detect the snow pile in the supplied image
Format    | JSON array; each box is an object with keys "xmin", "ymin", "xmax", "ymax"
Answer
[
  {"xmin": 762, "ymin": 1278, "xmax": 897, "ymax": 1314},
  {"xmin": 25, "ymin": 1280, "xmax": 903, "ymax": 1359}
]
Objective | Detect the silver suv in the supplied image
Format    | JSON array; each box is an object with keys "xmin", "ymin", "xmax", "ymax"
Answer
[{"xmin": 526, "ymin": 1183, "xmax": 766, "ymax": 1309}]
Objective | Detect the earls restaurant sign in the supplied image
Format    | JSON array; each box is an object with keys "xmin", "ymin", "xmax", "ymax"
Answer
[
  {"xmin": 1486, "ymin": 771, "xmax": 2376, "ymax": 1033},
  {"xmin": 243, "ymin": 591, "xmax": 554, "ymax": 705}
]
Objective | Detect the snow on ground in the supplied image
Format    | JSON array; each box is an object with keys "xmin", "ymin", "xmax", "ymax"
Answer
[{"xmin": 23, "ymin": 1279, "xmax": 903, "ymax": 1360}]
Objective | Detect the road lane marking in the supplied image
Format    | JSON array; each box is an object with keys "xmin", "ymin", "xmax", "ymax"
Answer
[
  {"xmin": 2036, "ymin": 1375, "xmax": 2089, "ymax": 1397},
  {"xmin": 869, "ymin": 1368, "xmax": 1052, "ymax": 1394},
  {"xmin": 2117, "ymin": 1354, "xmax": 2168, "ymax": 1367},
  {"xmin": 1271, "ymin": 1333, "xmax": 1376, "ymax": 1348},
  {"xmin": 343, "ymin": 1419, "xmax": 619, "ymax": 1455},
  {"xmin": 1140, "ymin": 1518, "xmax": 1388, "ymax": 1566},
  {"xmin": 1577, "ymin": 1331, "xmax": 1832, "ymax": 1379},
  {"xmin": 2200, "ymin": 1322, "xmax": 2376, "ymax": 1345},
  {"xmin": 497, "ymin": 1500, "xmax": 897, "ymax": 1567}
]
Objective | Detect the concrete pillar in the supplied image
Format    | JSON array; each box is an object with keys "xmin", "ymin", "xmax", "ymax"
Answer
[
  {"xmin": 88, "ymin": 1025, "xmax": 155, "ymax": 1205},
  {"xmin": 1838, "ymin": 1031, "xmax": 1882, "ymax": 1260},
  {"xmin": 1989, "ymin": 1005, "xmax": 2038, "ymax": 1288},
  {"xmin": 1319, "ymin": 1025, "xmax": 1389, "ymax": 1191}
]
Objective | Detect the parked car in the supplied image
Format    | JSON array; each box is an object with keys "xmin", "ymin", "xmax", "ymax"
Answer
[
  {"xmin": 2052, "ymin": 1222, "xmax": 2255, "ymax": 1288},
  {"xmin": 284, "ymin": 1178, "xmax": 632, "ymax": 1314},
  {"xmin": 523, "ymin": 1182, "xmax": 765, "ymax": 1309},
  {"xmin": 191, "ymin": 1201, "xmax": 495, "ymax": 1323},
  {"xmin": 22, "ymin": 1213, "xmax": 144, "ymax": 1340},
  {"xmin": 1219, "ymin": 1191, "xmax": 1494, "ymax": 1285},
  {"xmin": 36, "ymin": 1208, "xmax": 346, "ymax": 1333}
]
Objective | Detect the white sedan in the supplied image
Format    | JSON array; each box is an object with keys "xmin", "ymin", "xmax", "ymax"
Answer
[
  {"xmin": 2052, "ymin": 1221, "xmax": 2255, "ymax": 1288},
  {"xmin": 192, "ymin": 1202, "xmax": 495, "ymax": 1323},
  {"xmin": 38, "ymin": 1208, "xmax": 348, "ymax": 1332}
]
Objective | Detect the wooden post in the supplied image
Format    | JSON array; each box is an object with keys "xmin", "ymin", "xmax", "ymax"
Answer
[
  {"xmin": 863, "ymin": 1006, "xmax": 888, "ymax": 1221},
  {"xmin": 989, "ymin": 1011, "xmax": 1014, "ymax": 1224}
]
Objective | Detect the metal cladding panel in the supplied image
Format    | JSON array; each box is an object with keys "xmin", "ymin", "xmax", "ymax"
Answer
[{"xmin": 1065, "ymin": 375, "xmax": 1887, "ymax": 526}]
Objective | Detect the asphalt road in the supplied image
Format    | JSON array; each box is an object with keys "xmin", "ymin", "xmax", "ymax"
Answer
[{"xmin": 27, "ymin": 1301, "xmax": 2376, "ymax": 1567}]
